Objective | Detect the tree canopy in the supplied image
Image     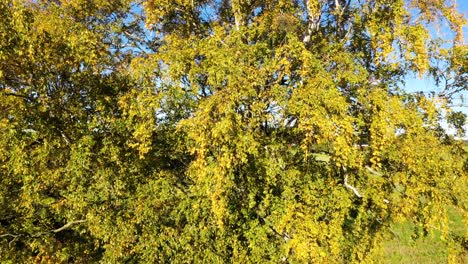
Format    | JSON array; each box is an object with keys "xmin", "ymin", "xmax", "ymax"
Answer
[{"xmin": 0, "ymin": 0, "xmax": 467, "ymax": 262}]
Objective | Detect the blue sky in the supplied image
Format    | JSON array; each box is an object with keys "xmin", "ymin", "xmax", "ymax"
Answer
[{"xmin": 404, "ymin": 1, "xmax": 468, "ymax": 137}]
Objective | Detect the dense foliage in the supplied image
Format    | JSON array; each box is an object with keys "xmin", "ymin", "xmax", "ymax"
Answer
[{"xmin": 0, "ymin": 0, "xmax": 467, "ymax": 262}]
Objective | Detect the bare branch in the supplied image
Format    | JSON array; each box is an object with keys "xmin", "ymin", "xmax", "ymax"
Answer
[
  {"xmin": 365, "ymin": 166, "xmax": 383, "ymax": 176},
  {"xmin": 343, "ymin": 167, "xmax": 392, "ymax": 204},
  {"xmin": 1, "ymin": 92, "xmax": 32, "ymax": 100},
  {"xmin": 33, "ymin": 219, "xmax": 87, "ymax": 236},
  {"xmin": 303, "ymin": 0, "xmax": 323, "ymax": 44},
  {"xmin": 344, "ymin": 175, "xmax": 363, "ymax": 198},
  {"xmin": 60, "ymin": 130, "xmax": 71, "ymax": 145},
  {"xmin": 0, "ymin": 233, "xmax": 23, "ymax": 248},
  {"xmin": 261, "ymin": 217, "xmax": 290, "ymax": 242},
  {"xmin": 51, "ymin": 219, "xmax": 87, "ymax": 233},
  {"xmin": 1, "ymin": 219, "xmax": 87, "ymax": 243},
  {"xmin": 0, "ymin": 233, "xmax": 21, "ymax": 238}
]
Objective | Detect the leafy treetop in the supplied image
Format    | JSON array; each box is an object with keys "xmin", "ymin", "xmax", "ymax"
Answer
[{"xmin": 0, "ymin": 0, "xmax": 466, "ymax": 263}]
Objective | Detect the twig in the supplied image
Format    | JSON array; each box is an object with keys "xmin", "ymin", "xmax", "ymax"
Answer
[
  {"xmin": 344, "ymin": 175, "xmax": 363, "ymax": 198},
  {"xmin": 261, "ymin": 217, "xmax": 290, "ymax": 242},
  {"xmin": 344, "ymin": 167, "xmax": 391, "ymax": 204},
  {"xmin": 0, "ymin": 233, "xmax": 23, "ymax": 248},
  {"xmin": 342, "ymin": 166, "xmax": 362, "ymax": 198},
  {"xmin": 0, "ymin": 233, "xmax": 21, "ymax": 238},
  {"xmin": 33, "ymin": 219, "xmax": 87, "ymax": 237},
  {"xmin": 51, "ymin": 219, "xmax": 87, "ymax": 233},
  {"xmin": 0, "ymin": 219, "xmax": 87, "ymax": 242},
  {"xmin": 365, "ymin": 166, "xmax": 382, "ymax": 176}
]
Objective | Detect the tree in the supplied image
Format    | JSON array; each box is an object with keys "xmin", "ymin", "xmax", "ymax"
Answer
[{"xmin": 0, "ymin": 0, "xmax": 466, "ymax": 262}]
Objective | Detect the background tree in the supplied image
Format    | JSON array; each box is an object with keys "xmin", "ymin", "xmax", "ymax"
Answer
[{"xmin": 0, "ymin": 0, "xmax": 466, "ymax": 262}]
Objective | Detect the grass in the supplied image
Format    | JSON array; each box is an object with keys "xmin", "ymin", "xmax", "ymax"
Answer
[
  {"xmin": 382, "ymin": 222, "xmax": 448, "ymax": 263},
  {"xmin": 380, "ymin": 207, "xmax": 467, "ymax": 263}
]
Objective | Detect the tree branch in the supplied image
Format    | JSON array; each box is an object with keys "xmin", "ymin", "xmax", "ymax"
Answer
[
  {"xmin": 344, "ymin": 175, "xmax": 363, "ymax": 198},
  {"xmin": 0, "ymin": 233, "xmax": 22, "ymax": 248},
  {"xmin": 0, "ymin": 233, "xmax": 21, "ymax": 238},
  {"xmin": 1, "ymin": 92, "xmax": 32, "ymax": 100},
  {"xmin": 365, "ymin": 166, "xmax": 382, "ymax": 176},
  {"xmin": 343, "ymin": 167, "xmax": 391, "ymax": 204},
  {"xmin": 51, "ymin": 219, "xmax": 87, "ymax": 233},
  {"xmin": 0, "ymin": 219, "xmax": 87, "ymax": 244},
  {"xmin": 260, "ymin": 217, "xmax": 290, "ymax": 242},
  {"xmin": 303, "ymin": 0, "xmax": 323, "ymax": 44},
  {"xmin": 32, "ymin": 219, "xmax": 87, "ymax": 237}
]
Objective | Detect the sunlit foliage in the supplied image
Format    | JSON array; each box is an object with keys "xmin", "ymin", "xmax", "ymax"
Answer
[{"xmin": 0, "ymin": 0, "xmax": 466, "ymax": 262}]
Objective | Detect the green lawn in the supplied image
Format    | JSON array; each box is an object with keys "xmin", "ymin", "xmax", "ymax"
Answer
[{"xmin": 380, "ymin": 207, "xmax": 467, "ymax": 263}]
